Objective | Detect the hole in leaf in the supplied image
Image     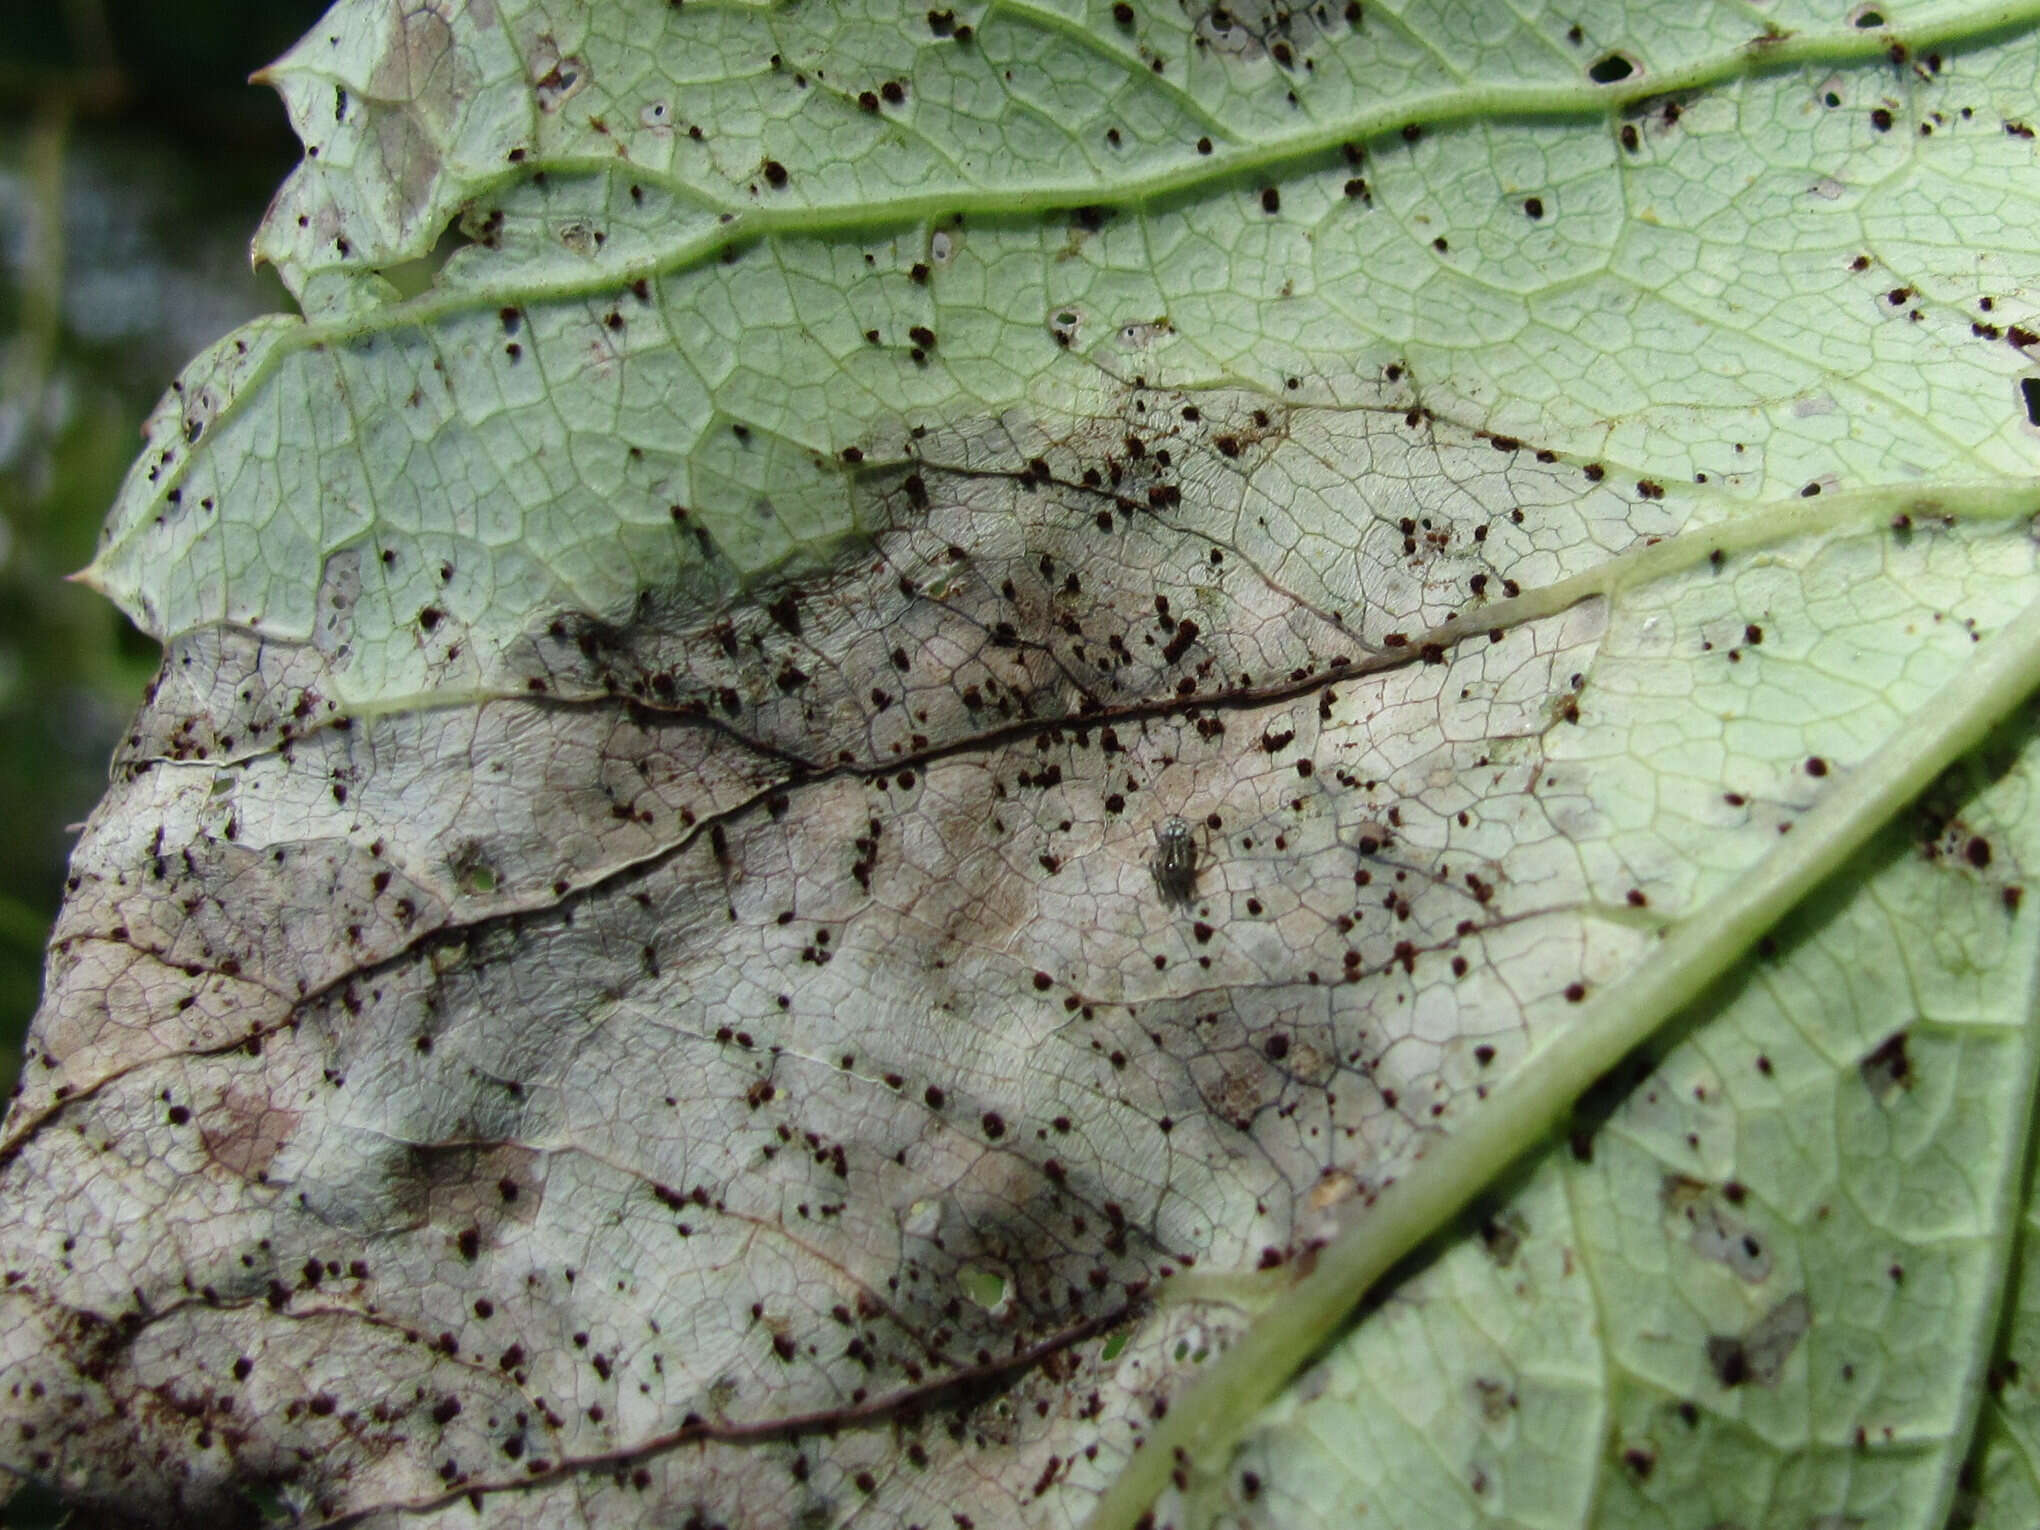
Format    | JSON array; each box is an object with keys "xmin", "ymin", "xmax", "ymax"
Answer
[
  {"xmin": 958, "ymin": 1264, "xmax": 1008, "ymax": 1310},
  {"xmin": 377, "ymin": 219, "xmax": 469, "ymax": 299},
  {"xmin": 1588, "ymin": 52, "xmax": 1635, "ymax": 83}
]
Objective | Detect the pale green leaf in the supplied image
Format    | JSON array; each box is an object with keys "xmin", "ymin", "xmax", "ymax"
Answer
[{"xmin": 7, "ymin": 2, "xmax": 2040, "ymax": 1528}]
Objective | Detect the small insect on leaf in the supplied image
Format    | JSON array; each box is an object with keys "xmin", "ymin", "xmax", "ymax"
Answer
[{"xmin": 1152, "ymin": 815, "xmax": 1199, "ymax": 906}]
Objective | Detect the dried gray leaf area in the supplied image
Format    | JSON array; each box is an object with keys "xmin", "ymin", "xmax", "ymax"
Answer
[
  {"xmin": 6, "ymin": 348, "xmax": 2013, "ymax": 1527},
  {"xmin": 0, "ymin": 373, "xmax": 1720, "ymax": 1525}
]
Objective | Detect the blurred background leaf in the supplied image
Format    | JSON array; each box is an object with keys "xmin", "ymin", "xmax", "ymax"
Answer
[{"xmin": 0, "ymin": 0, "xmax": 326, "ymax": 1113}]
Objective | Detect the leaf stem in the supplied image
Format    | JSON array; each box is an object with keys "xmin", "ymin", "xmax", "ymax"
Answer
[{"xmin": 1084, "ymin": 581, "xmax": 2040, "ymax": 1530}]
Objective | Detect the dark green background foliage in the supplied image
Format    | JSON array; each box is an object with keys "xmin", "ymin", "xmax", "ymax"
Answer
[{"xmin": 0, "ymin": 0, "xmax": 326, "ymax": 1124}]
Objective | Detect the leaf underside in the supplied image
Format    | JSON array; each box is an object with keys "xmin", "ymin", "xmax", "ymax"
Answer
[{"xmin": 7, "ymin": 2, "xmax": 2040, "ymax": 1528}]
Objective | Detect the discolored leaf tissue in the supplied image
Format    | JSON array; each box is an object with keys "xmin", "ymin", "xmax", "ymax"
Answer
[{"xmin": 9, "ymin": 2, "xmax": 2040, "ymax": 1527}]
